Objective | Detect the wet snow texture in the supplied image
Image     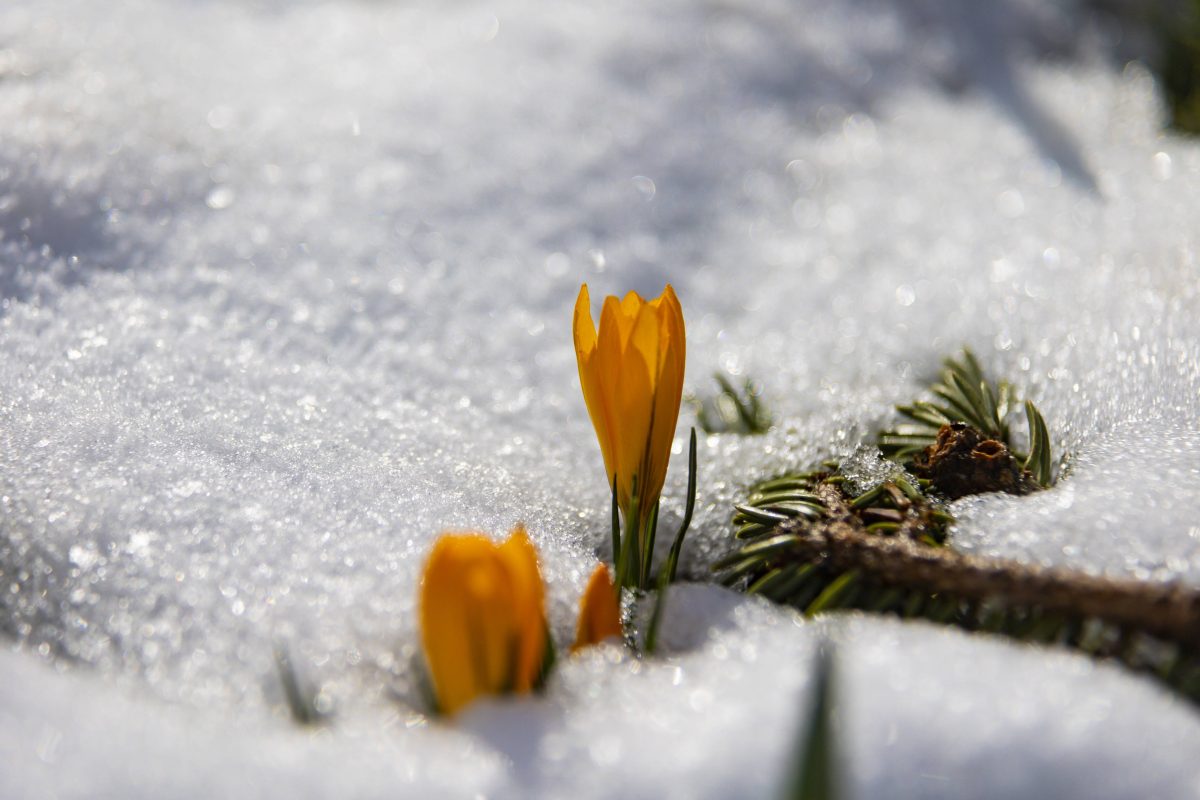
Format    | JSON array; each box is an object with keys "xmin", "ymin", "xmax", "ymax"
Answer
[{"xmin": 1, "ymin": 0, "xmax": 1200, "ymax": 797}]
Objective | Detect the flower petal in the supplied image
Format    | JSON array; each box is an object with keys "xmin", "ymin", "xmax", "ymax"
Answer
[
  {"xmin": 572, "ymin": 563, "xmax": 623, "ymax": 652},
  {"xmin": 616, "ymin": 306, "xmax": 656, "ymax": 509},
  {"xmin": 656, "ymin": 284, "xmax": 686, "ymax": 379},
  {"xmin": 596, "ymin": 297, "xmax": 632, "ymax": 504},
  {"xmin": 618, "ymin": 290, "xmax": 644, "ymax": 345},
  {"xmin": 644, "ymin": 331, "xmax": 682, "ymax": 510},
  {"xmin": 498, "ymin": 525, "xmax": 547, "ymax": 693},
  {"xmin": 420, "ymin": 534, "xmax": 513, "ymax": 715},
  {"xmin": 575, "ymin": 286, "xmax": 617, "ymax": 489},
  {"xmin": 572, "ymin": 284, "xmax": 597, "ymax": 358},
  {"xmin": 645, "ymin": 286, "xmax": 686, "ymax": 505}
]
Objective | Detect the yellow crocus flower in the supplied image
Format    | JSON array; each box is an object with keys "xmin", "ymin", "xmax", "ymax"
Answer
[
  {"xmin": 573, "ymin": 283, "xmax": 686, "ymax": 541},
  {"xmin": 419, "ymin": 526, "xmax": 547, "ymax": 715},
  {"xmin": 571, "ymin": 563, "xmax": 624, "ymax": 653}
]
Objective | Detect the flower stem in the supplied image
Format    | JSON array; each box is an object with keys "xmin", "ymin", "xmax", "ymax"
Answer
[
  {"xmin": 641, "ymin": 501, "xmax": 660, "ymax": 588},
  {"xmin": 616, "ymin": 488, "xmax": 642, "ymax": 590},
  {"xmin": 665, "ymin": 428, "xmax": 698, "ymax": 583},
  {"xmin": 645, "ymin": 564, "xmax": 670, "ymax": 654},
  {"xmin": 610, "ymin": 476, "xmax": 621, "ymax": 578}
]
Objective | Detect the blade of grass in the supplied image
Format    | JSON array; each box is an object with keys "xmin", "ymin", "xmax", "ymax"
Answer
[{"xmin": 782, "ymin": 645, "xmax": 839, "ymax": 800}]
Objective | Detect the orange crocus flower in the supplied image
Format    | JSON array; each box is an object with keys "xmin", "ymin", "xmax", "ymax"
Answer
[
  {"xmin": 419, "ymin": 526, "xmax": 547, "ymax": 715},
  {"xmin": 573, "ymin": 284, "xmax": 686, "ymax": 539}
]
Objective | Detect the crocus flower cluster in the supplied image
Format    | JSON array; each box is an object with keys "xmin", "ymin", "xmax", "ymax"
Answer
[{"xmin": 418, "ymin": 284, "xmax": 687, "ymax": 716}]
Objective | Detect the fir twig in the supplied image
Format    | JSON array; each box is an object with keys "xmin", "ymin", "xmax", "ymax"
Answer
[
  {"xmin": 692, "ymin": 373, "xmax": 772, "ymax": 435},
  {"xmin": 719, "ymin": 466, "xmax": 1200, "ymax": 704},
  {"xmin": 769, "ymin": 505, "xmax": 1200, "ymax": 647},
  {"xmin": 879, "ymin": 348, "xmax": 1055, "ymax": 490}
]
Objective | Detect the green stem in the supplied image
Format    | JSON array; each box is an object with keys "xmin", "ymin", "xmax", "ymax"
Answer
[
  {"xmin": 641, "ymin": 501, "xmax": 660, "ymax": 589},
  {"xmin": 666, "ymin": 428, "xmax": 698, "ymax": 583},
  {"xmin": 645, "ymin": 565, "xmax": 670, "ymax": 654},
  {"xmin": 610, "ymin": 475, "xmax": 621, "ymax": 574},
  {"xmin": 617, "ymin": 488, "xmax": 641, "ymax": 590}
]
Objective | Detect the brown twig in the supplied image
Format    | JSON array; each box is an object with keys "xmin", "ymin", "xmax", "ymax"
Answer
[{"xmin": 782, "ymin": 485, "xmax": 1200, "ymax": 647}]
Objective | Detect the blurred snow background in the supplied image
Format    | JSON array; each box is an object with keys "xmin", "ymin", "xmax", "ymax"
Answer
[{"xmin": 1, "ymin": 0, "xmax": 1199, "ymax": 797}]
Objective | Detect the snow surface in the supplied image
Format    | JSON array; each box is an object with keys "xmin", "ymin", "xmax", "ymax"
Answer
[{"xmin": 1, "ymin": 0, "xmax": 1199, "ymax": 797}]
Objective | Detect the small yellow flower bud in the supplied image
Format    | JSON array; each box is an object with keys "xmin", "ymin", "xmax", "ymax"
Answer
[
  {"xmin": 419, "ymin": 526, "xmax": 547, "ymax": 715},
  {"xmin": 572, "ymin": 563, "xmax": 623, "ymax": 653}
]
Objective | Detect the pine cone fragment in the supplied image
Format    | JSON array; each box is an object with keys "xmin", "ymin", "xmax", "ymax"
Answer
[{"xmin": 912, "ymin": 422, "xmax": 1039, "ymax": 499}]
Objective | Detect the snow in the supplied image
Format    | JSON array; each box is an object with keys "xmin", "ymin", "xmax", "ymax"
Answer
[{"xmin": 1, "ymin": 0, "xmax": 1199, "ymax": 797}]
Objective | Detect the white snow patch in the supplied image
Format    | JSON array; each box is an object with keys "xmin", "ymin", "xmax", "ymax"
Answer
[{"xmin": 0, "ymin": 0, "xmax": 1199, "ymax": 796}]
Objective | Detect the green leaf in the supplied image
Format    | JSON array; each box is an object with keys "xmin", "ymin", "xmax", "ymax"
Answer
[
  {"xmin": 805, "ymin": 571, "xmax": 860, "ymax": 616},
  {"xmin": 782, "ymin": 646, "xmax": 840, "ymax": 800},
  {"xmin": 275, "ymin": 645, "xmax": 324, "ymax": 726},
  {"xmin": 847, "ymin": 485, "xmax": 886, "ymax": 510},
  {"xmin": 734, "ymin": 522, "xmax": 775, "ymax": 540},
  {"xmin": 535, "ymin": 621, "xmax": 558, "ymax": 690},
  {"xmin": 761, "ymin": 563, "xmax": 818, "ymax": 603},
  {"xmin": 610, "ymin": 475, "xmax": 621, "ymax": 582},
  {"xmin": 748, "ymin": 490, "xmax": 826, "ymax": 507},
  {"xmin": 734, "ymin": 503, "xmax": 793, "ymax": 525},
  {"xmin": 695, "ymin": 372, "xmax": 772, "ymax": 434},
  {"xmin": 615, "ymin": 480, "xmax": 639, "ymax": 591},
  {"xmin": 645, "ymin": 569, "xmax": 670, "ymax": 655},
  {"xmin": 1023, "ymin": 400, "xmax": 1053, "ymax": 488},
  {"xmin": 897, "ymin": 402, "xmax": 953, "ymax": 428},
  {"xmin": 665, "ymin": 427, "xmax": 698, "ymax": 583},
  {"xmin": 715, "ymin": 556, "xmax": 769, "ymax": 584},
  {"xmin": 641, "ymin": 501, "xmax": 660, "ymax": 588},
  {"xmin": 728, "ymin": 533, "xmax": 804, "ymax": 560}
]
